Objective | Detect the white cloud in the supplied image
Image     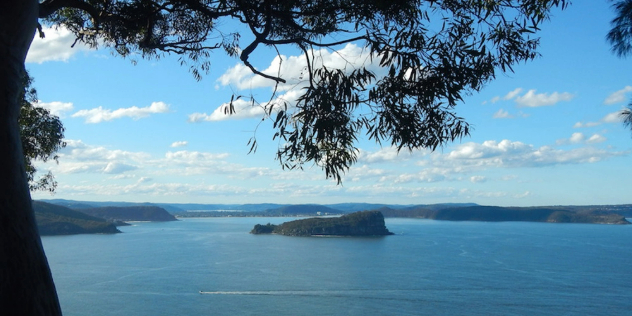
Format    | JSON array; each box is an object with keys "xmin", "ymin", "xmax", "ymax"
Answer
[
  {"xmin": 51, "ymin": 140, "xmax": 281, "ymax": 181},
  {"xmin": 569, "ymin": 132, "xmax": 585, "ymax": 144},
  {"xmin": 445, "ymin": 139, "xmax": 624, "ymax": 168},
  {"xmin": 573, "ymin": 121, "xmax": 601, "ymax": 128},
  {"xmin": 103, "ymin": 162, "xmax": 137, "ymax": 174},
  {"xmin": 604, "ymin": 86, "xmax": 632, "ymax": 105},
  {"xmin": 137, "ymin": 177, "xmax": 152, "ymax": 184},
  {"xmin": 61, "ymin": 139, "xmax": 150, "ymax": 162},
  {"xmin": 189, "ymin": 90, "xmax": 302, "ymax": 122},
  {"xmin": 602, "ymin": 111, "xmax": 624, "ymax": 123},
  {"xmin": 357, "ymin": 147, "xmax": 421, "ymax": 164},
  {"xmin": 514, "ymin": 90, "xmax": 574, "ymax": 107},
  {"xmin": 165, "ymin": 151, "xmax": 229, "ymax": 161},
  {"xmin": 72, "ymin": 101, "xmax": 169, "ymax": 123},
  {"xmin": 556, "ymin": 133, "xmax": 582, "ymax": 145},
  {"xmin": 206, "ymin": 44, "xmax": 385, "ymax": 122},
  {"xmin": 470, "ymin": 176, "xmax": 487, "ymax": 183},
  {"xmin": 447, "ymin": 140, "xmax": 532, "ymax": 160},
  {"xmin": 514, "ymin": 191, "xmax": 531, "ymax": 199},
  {"xmin": 503, "ymin": 88, "xmax": 523, "ymax": 100},
  {"xmin": 586, "ymin": 134, "xmax": 607, "ymax": 144},
  {"xmin": 170, "ymin": 141, "xmax": 188, "ymax": 148},
  {"xmin": 574, "ymin": 110, "xmax": 625, "ymax": 128},
  {"xmin": 26, "ymin": 26, "xmax": 91, "ymax": 63},
  {"xmin": 555, "ymin": 132, "xmax": 606, "ymax": 145},
  {"xmin": 217, "ymin": 43, "xmax": 381, "ymax": 92},
  {"xmin": 493, "ymin": 109, "xmax": 513, "ymax": 119},
  {"xmin": 34, "ymin": 101, "xmax": 74, "ymax": 117}
]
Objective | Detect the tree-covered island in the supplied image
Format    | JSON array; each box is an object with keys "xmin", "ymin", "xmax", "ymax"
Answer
[{"xmin": 251, "ymin": 211, "xmax": 393, "ymax": 236}]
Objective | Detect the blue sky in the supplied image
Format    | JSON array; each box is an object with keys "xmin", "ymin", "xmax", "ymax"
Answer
[{"xmin": 27, "ymin": 2, "xmax": 632, "ymax": 206}]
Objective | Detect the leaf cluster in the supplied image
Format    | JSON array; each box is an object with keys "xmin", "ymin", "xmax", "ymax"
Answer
[
  {"xmin": 18, "ymin": 72, "xmax": 66, "ymax": 192},
  {"xmin": 38, "ymin": 0, "xmax": 567, "ymax": 182},
  {"xmin": 607, "ymin": 1, "xmax": 632, "ymax": 134}
]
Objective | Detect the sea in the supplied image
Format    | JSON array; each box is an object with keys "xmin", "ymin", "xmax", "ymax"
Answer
[{"xmin": 41, "ymin": 217, "xmax": 632, "ymax": 316}]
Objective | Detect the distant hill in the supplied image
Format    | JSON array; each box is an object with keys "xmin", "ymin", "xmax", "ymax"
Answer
[
  {"xmin": 251, "ymin": 211, "xmax": 393, "ymax": 236},
  {"xmin": 36, "ymin": 199, "xmax": 632, "ymax": 222},
  {"xmin": 33, "ymin": 201, "xmax": 121, "ymax": 236},
  {"xmin": 264, "ymin": 204, "xmax": 343, "ymax": 216},
  {"xmin": 77, "ymin": 206, "xmax": 177, "ymax": 222},
  {"xmin": 377, "ymin": 205, "xmax": 630, "ymax": 224}
]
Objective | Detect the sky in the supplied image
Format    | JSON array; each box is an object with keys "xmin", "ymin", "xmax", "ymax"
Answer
[{"xmin": 26, "ymin": 2, "xmax": 632, "ymax": 207}]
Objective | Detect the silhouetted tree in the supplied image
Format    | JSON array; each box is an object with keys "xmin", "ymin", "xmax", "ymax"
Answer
[
  {"xmin": 19, "ymin": 72, "xmax": 66, "ymax": 193},
  {"xmin": 0, "ymin": 0, "xmax": 568, "ymax": 314},
  {"xmin": 607, "ymin": 0, "xmax": 632, "ymax": 132}
]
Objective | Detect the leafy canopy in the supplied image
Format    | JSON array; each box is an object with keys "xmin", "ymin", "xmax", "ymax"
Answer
[
  {"xmin": 18, "ymin": 72, "xmax": 66, "ymax": 193},
  {"xmin": 607, "ymin": 0, "xmax": 632, "ymax": 132},
  {"xmin": 39, "ymin": 0, "xmax": 568, "ymax": 183}
]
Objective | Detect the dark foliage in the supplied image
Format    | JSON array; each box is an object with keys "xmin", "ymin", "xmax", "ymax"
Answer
[
  {"xmin": 38, "ymin": 0, "xmax": 568, "ymax": 182},
  {"xmin": 607, "ymin": 0, "xmax": 632, "ymax": 133},
  {"xmin": 18, "ymin": 72, "xmax": 66, "ymax": 192}
]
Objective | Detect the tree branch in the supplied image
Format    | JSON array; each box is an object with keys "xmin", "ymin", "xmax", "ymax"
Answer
[{"xmin": 39, "ymin": 0, "xmax": 100, "ymax": 20}]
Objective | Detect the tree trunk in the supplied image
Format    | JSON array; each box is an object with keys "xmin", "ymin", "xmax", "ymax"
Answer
[{"xmin": 0, "ymin": 0, "xmax": 63, "ymax": 314}]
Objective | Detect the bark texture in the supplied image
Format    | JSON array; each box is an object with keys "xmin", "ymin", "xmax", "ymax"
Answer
[{"xmin": 0, "ymin": 0, "xmax": 63, "ymax": 314}]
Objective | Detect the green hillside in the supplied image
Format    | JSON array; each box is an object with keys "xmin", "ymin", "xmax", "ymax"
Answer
[
  {"xmin": 77, "ymin": 206, "xmax": 177, "ymax": 222},
  {"xmin": 34, "ymin": 201, "xmax": 121, "ymax": 236}
]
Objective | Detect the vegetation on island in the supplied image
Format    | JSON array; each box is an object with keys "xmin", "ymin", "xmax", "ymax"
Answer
[
  {"xmin": 33, "ymin": 201, "xmax": 120, "ymax": 236},
  {"xmin": 251, "ymin": 211, "xmax": 393, "ymax": 236}
]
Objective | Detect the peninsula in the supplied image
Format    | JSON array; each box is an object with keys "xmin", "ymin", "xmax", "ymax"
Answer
[
  {"xmin": 251, "ymin": 211, "xmax": 394, "ymax": 236},
  {"xmin": 34, "ymin": 201, "xmax": 121, "ymax": 236}
]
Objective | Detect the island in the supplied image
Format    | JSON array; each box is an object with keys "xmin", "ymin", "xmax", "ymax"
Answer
[
  {"xmin": 250, "ymin": 210, "xmax": 394, "ymax": 236},
  {"xmin": 34, "ymin": 201, "xmax": 121, "ymax": 236}
]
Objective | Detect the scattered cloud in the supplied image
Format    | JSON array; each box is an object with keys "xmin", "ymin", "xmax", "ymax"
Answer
[
  {"xmin": 573, "ymin": 121, "xmax": 601, "ymax": 128},
  {"xmin": 555, "ymin": 132, "xmax": 606, "ymax": 145},
  {"xmin": 204, "ymin": 44, "xmax": 385, "ymax": 122},
  {"xmin": 35, "ymin": 101, "xmax": 74, "ymax": 117},
  {"xmin": 165, "ymin": 150, "xmax": 229, "ymax": 162},
  {"xmin": 493, "ymin": 109, "xmax": 513, "ymax": 119},
  {"xmin": 170, "ymin": 141, "xmax": 188, "ymax": 148},
  {"xmin": 586, "ymin": 134, "xmax": 607, "ymax": 144},
  {"xmin": 103, "ymin": 162, "xmax": 138, "ymax": 174},
  {"xmin": 485, "ymin": 88, "xmax": 572, "ymax": 108},
  {"xmin": 503, "ymin": 88, "xmax": 523, "ymax": 100},
  {"xmin": 72, "ymin": 101, "xmax": 169, "ymax": 123},
  {"xmin": 470, "ymin": 176, "xmax": 487, "ymax": 183},
  {"xmin": 357, "ymin": 147, "xmax": 421, "ymax": 164},
  {"xmin": 444, "ymin": 139, "xmax": 624, "ymax": 168},
  {"xmin": 514, "ymin": 90, "xmax": 575, "ymax": 107},
  {"xmin": 26, "ymin": 26, "xmax": 92, "ymax": 63},
  {"xmin": 604, "ymin": 86, "xmax": 632, "ymax": 105},
  {"xmin": 189, "ymin": 90, "xmax": 302, "ymax": 122},
  {"xmin": 573, "ymin": 110, "xmax": 625, "ymax": 128},
  {"xmin": 217, "ymin": 43, "xmax": 381, "ymax": 92},
  {"xmin": 569, "ymin": 132, "xmax": 585, "ymax": 144},
  {"xmin": 514, "ymin": 191, "xmax": 531, "ymax": 199}
]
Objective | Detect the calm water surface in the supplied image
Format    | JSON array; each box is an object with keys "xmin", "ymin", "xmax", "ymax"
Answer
[{"xmin": 41, "ymin": 218, "xmax": 632, "ymax": 315}]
